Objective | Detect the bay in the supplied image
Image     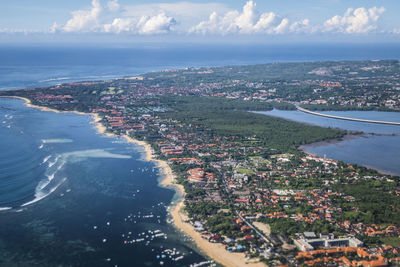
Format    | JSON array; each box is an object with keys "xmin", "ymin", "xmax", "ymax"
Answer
[{"xmin": 256, "ymin": 109, "xmax": 400, "ymax": 176}]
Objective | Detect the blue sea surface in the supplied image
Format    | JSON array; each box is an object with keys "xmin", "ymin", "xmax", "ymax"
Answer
[
  {"xmin": 257, "ymin": 110, "xmax": 400, "ymax": 176},
  {"xmin": 1, "ymin": 43, "xmax": 399, "ymax": 90},
  {"xmin": 0, "ymin": 98, "xmax": 207, "ymax": 266}
]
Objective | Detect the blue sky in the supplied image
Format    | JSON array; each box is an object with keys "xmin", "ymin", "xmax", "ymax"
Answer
[{"xmin": 1, "ymin": 0, "xmax": 400, "ymax": 43}]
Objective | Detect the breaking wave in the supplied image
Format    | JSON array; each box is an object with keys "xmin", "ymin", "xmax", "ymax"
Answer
[
  {"xmin": 20, "ymin": 149, "xmax": 130, "ymax": 208},
  {"xmin": 64, "ymin": 149, "xmax": 131, "ymax": 160},
  {"xmin": 21, "ymin": 178, "xmax": 66, "ymax": 207},
  {"xmin": 41, "ymin": 139, "xmax": 73, "ymax": 144},
  {"xmin": 42, "ymin": 155, "xmax": 51, "ymax": 164}
]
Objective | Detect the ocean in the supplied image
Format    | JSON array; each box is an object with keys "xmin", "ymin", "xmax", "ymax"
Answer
[
  {"xmin": 1, "ymin": 43, "xmax": 399, "ymax": 91},
  {"xmin": 0, "ymin": 98, "xmax": 208, "ymax": 266},
  {"xmin": 0, "ymin": 43, "xmax": 400, "ymax": 266}
]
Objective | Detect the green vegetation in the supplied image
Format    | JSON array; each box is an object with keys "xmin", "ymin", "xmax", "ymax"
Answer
[
  {"xmin": 206, "ymin": 213, "xmax": 239, "ymax": 237},
  {"xmin": 262, "ymin": 218, "xmax": 338, "ymax": 237},
  {"xmin": 185, "ymin": 201, "xmax": 222, "ymax": 220},
  {"xmin": 159, "ymin": 95, "xmax": 295, "ymax": 112},
  {"xmin": 380, "ymin": 237, "xmax": 400, "ymax": 247},
  {"xmin": 160, "ymin": 96, "xmax": 345, "ymax": 152},
  {"xmin": 334, "ymin": 183, "xmax": 400, "ymax": 225},
  {"xmin": 237, "ymin": 168, "xmax": 255, "ymax": 175}
]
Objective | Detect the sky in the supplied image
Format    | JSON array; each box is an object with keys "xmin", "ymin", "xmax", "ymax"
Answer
[{"xmin": 1, "ymin": 0, "xmax": 400, "ymax": 44}]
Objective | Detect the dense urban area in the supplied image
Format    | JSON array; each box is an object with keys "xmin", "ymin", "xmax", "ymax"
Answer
[{"xmin": 2, "ymin": 60, "xmax": 400, "ymax": 266}]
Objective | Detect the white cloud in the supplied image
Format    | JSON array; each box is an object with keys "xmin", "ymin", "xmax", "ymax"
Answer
[
  {"xmin": 0, "ymin": 28, "xmax": 39, "ymax": 34},
  {"xmin": 107, "ymin": 0, "xmax": 120, "ymax": 12},
  {"xmin": 253, "ymin": 12, "xmax": 277, "ymax": 32},
  {"xmin": 49, "ymin": 22, "xmax": 60, "ymax": 34},
  {"xmin": 123, "ymin": 2, "xmax": 229, "ymax": 21},
  {"xmin": 323, "ymin": 6, "xmax": 385, "ymax": 34},
  {"xmin": 103, "ymin": 13, "xmax": 176, "ymax": 34},
  {"xmin": 61, "ymin": 0, "xmax": 175, "ymax": 35},
  {"xmin": 274, "ymin": 18, "xmax": 289, "ymax": 34},
  {"xmin": 103, "ymin": 18, "xmax": 135, "ymax": 34},
  {"xmin": 45, "ymin": 0, "xmax": 388, "ymax": 37},
  {"xmin": 121, "ymin": 2, "xmax": 229, "ymax": 34},
  {"xmin": 189, "ymin": 0, "xmax": 313, "ymax": 35},
  {"xmin": 234, "ymin": 0, "xmax": 258, "ymax": 33},
  {"xmin": 137, "ymin": 13, "xmax": 176, "ymax": 35},
  {"xmin": 63, "ymin": 0, "xmax": 102, "ymax": 32},
  {"xmin": 290, "ymin": 19, "xmax": 310, "ymax": 33}
]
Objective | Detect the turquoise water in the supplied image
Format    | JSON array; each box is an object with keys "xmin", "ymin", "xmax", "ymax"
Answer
[
  {"xmin": 0, "ymin": 98, "xmax": 207, "ymax": 266},
  {"xmin": 257, "ymin": 110, "xmax": 400, "ymax": 176}
]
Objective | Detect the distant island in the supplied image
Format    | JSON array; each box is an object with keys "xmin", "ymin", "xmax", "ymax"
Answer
[{"xmin": 1, "ymin": 60, "xmax": 400, "ymax": 266}]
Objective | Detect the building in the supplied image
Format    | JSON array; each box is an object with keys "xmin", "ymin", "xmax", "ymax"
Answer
[{"xmin": 293, "ymin": 232, "xmax": 363, "ymax": 252}]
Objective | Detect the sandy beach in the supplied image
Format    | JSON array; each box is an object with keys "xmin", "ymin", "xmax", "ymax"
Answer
[
  {"xmin": 101, "ymin": 129, "xmax": 266, "ymax": 266},
  {"xmin": 1, "ymin": 96, "xmax": 88, "ymax": 116},
  {"xmin": 120, "ymin": 134, "xmax": 266, "ymax": 266},
  {"xmin": 170, "ymin": 201, "xmax": 266, "ymax": 267},
  {"xmin": 2, "ymin": 95, "xmax": 266, "ymax": 266}
]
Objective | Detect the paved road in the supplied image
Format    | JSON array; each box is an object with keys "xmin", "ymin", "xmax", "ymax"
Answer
[
  {"xmin": 296, "ymin": 106, "xmax": 400, "ymax": 126},
  {"xmin": 236, "ymin": 211, "xmax": 274, "ymax": 247}
]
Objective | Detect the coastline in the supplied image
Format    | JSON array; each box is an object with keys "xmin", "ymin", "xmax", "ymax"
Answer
[
  {"xmin": 0, "ymin": 96, "xmax": 88, "ymax": 116},
  {"xmin": 2, "ymin": 96, "xmax": 264, "ymax": 266},
  {"xmin": 171, "ymin": 199, "xmax": 266, "ymax": 267},
  {"xmin": 298, "ymin": 133, "xmax": 363, "ymax": 150},
  {"xmin": 120, "ymin": 135, "xmax": 266, "ymax": 266},
  {"xmin": 299, "ymin": 135, "xmax": 399, "ymax": 177}
]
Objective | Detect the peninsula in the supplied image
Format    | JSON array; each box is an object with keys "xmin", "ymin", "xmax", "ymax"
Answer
[{"xmin": 1, "ymin": 60, "xmax": 400, "ymax": 266}]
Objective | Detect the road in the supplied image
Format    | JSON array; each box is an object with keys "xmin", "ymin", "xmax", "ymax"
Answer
[
  {"xmin": 296, "ymin": 105, "xmax": 400, "ymax": 126},
  {"xmin": 236, "ymin": 211, "xmax": 274, "ymax": 247}
]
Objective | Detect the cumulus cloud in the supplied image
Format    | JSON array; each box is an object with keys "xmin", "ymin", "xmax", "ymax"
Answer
[
  {"xmin": 103, "ymin": 18, "xmax": 135, "ymax": 33},
  {"xmin": 234, "ymin": 0, "xmax": 259, "ymax": 33},
  {"xmin": 103, "ymin": 13, "xmax": 176, "ymax": 34},
  {"xmin": 123, "ymin": 2, "xmax": 229, "ymax": 20},
  {"xmin": 45, "ymin": 0, "xmax": 388, "ymax": 37},
  {"xmin": 290, "ymin": 19, "xmax": 310, "ymax": 33},
  {"xmin": 137, "ymin": 13, "xmax": 176, "ymax": 34},
  {"xmin": 189, "ymin": 0, "xmax": 310, "ymax": 35},
  {"xmin": 63, "ymin": 0, "xmax": 102, "ymax": 32},
  {"xmin": 49, "ymin": 22, "xmax": 60, "ymax": 34},
  {"xmin": 274, "ymin": 18, "xmax": 289, "ymax": 34},
  {"xmin": 60, "ymin": 0, "xmax": 175, "ymax": 35},
  {"xmin": 107, "ymin": 0, "xmax": 120, "ymax": 12},
  {"xmin": 323, "ymin": 6, "xmax": 385, "ymax": 34}
]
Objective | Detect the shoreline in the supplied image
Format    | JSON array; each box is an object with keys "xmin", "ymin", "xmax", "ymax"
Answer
[
  {"xmin": 298, "ymin": 133, "xmax": 363, "ymax": 150},
  {"xmin": 299, "ymin": 135, "xmax": 399, "ymax": 177},
  {"xmin": 119, "ymin": 135, "xmax": 266, "ymax": 266},
  {"xmin": 0, "ymin": 96, "xmax": 88, "ymax": 116},
  {"xmin": 2, "ymin": 96, "xmax": 263, "ymax": 266}
]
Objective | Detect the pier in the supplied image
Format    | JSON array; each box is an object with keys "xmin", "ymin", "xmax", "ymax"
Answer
[{"xmin": 296, "ymin": 106, "xmax": 400, "ymax": 126}]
